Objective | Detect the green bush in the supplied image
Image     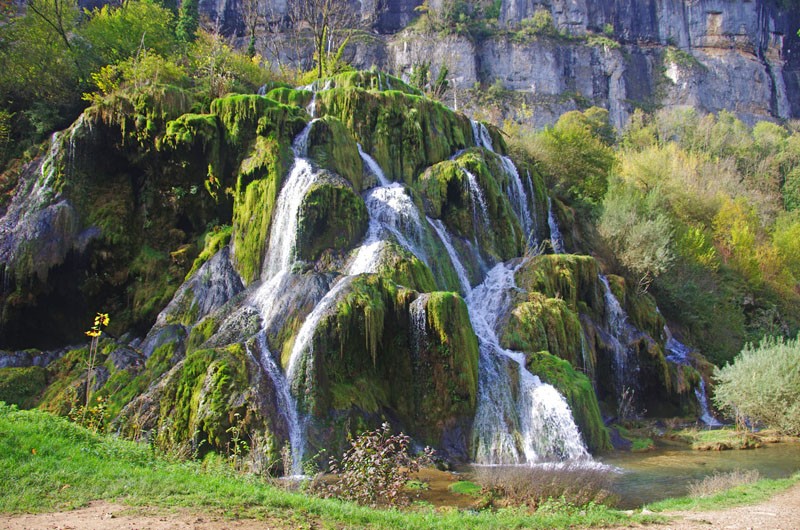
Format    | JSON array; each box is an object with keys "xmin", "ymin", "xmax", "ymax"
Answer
[{"xmin": 713, "ymin": 336, "xmax": 800, "ymax": 435}]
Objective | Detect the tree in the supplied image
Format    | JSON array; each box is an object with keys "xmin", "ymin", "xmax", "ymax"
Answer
[
  {"xmin": 288, "ymin": 0, "xmax": 360, "ymax": 78},
  {"xmin": 176, "ymin": 0, "xmax": 199, "ymax": 42},
  {"xmin": 241, "ymin": 0, "xmax": 262, "ymax": 57},
  {"xmin": 599, "ymin": 181, "xmax": 675, "ymax": 292},
  {"xmin": 713, "ymin": 336, "xmax": 800, "ymax": 435}
]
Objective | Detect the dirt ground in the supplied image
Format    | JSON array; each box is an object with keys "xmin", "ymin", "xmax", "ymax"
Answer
[{"xmin": 2, "ymin": 483, "xmax": 799, "ymax": 530}]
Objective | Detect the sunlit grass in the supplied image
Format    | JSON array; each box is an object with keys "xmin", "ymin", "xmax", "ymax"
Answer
[{"xmin": 0, "ymin": 403, "xmax": 653, "ymax": 529}]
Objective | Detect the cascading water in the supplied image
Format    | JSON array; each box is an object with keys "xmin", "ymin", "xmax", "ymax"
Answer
[
  {"xmin": 470, "ymin": 120, "xmax": 534, "ymax": 243},
  {"xmin": 463, "ymin": 168, "xmax": 489, "ymax": 228},
  {"xmin": 695, "ymin": 378, "xmax": 722, "ymax": 426},
  {"xmin": 276, "ymin": 151, "xmax": 437, "ymax": 472},
  {"xmin": 261, "ymin": 121, "xmax": 319, "ymax": 281},
  {"xmin": 663, "ymin": 325, "xmax": 722, "ymax": 426},
  {"xmin": 349, "ymin": 146, "xmax": 428, "ymax": 274},
  {"xmin": 548, "ymin": 197, "xmax": 565, "ymax": 254},
  {"xmin": 429, "ymin": 217, "xmax": 589, "ymax": 463},
  {"xmin": 247, "ymin": 327, "xmax": 305, "ymax": 475},
  {"xmin": 599, "ymin": 275, "xmax": 640, "ymax": 401}
]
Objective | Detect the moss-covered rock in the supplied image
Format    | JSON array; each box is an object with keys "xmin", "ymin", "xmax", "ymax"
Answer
[
  {"xmin": 316, "ymin": 88, "xmax": 471, "ymax": 184},
  {"xmin": 525, "ymin": 351, "xmax": 611, "ymax": 452},
  {"xmin": 0, "ymin": 366, "xmax": 47, "ymax": 408},
  {"xmin": 290, "ymin": 274, "xmax": 478, "ymax": 459},
  {"xmin": 231, "ymin": 136, "xmax": 288, "ymax": 284},
  {"xmin": 307, "ymin": 116, "xmax": 363, "ymax": 191},
  {"xmin": 296, "ymin": 173, "xmax": 368, "ymax": 262},
  {"xmin": 515, "ymin": 254, "xmax": 604, "ymax": 318},
  {"xmin": 318, "ymin": 71, "xmax": 422, "ymax": 96},
  {"xmin": 503, "ymin": 293, "xmax": 587, "ymax": 369},
  {"xmin": 266, "ymin": 87, "xmax": 314, "ymax": 109}
]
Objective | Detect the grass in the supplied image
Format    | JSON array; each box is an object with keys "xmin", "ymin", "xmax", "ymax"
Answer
[
  {"xmin": 647, "ymin": 472, "xmax": 800, "ymax": 512},
  {"xmin": 0, "ymin": 403, "xmax": 652, "ymax": 529},
  {"xmin": 674, "ymin": 427, "xmax": 762, "ymax": 450},
  {"xmin": 449, "ymin": 481, "xmax": 481, "ymax": 496}
]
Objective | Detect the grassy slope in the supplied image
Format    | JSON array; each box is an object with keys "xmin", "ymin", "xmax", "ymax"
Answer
[
  {"xmin": 647, "ymin": 472, "xmax": 800, "ymax": 512},
  {"xmin": 0, "ymin": 404, "xmax": 646, "ymax": 529}
]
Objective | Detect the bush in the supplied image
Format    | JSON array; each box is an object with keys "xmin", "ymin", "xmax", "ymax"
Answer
[
  {"xmin": 713, "ymin": 336, "xmax": 800, "ymax": 435},
  {"xmin": 689, "ymin": 469, "xmax": 760, "ymax": 498},
  {"xmin": 473, "ymin": 463, "xmax": 615, "ymax": 509},
  {"xmin": 319, "ymin": 423, "xmax": 434, "ymax": 507}
]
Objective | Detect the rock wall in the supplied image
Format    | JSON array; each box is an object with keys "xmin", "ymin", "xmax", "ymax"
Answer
[{"xmin": 227, "ymin": 0, "xmax": 800, "ymax": 129}]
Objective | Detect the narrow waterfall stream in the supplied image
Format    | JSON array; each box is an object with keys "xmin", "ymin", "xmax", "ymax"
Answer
[
  {"xmin": 547, "ymin": 197, "xmax": 565, "ymax": 254},
  {"xmin": 598, "ymin": 275, "xmax": 640, "ymax": 401}
]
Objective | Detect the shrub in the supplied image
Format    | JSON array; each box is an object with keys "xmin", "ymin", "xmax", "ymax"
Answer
[
  {"xmin": 472, "ymin": 463, "xmax": 615, "ymax": 509},
  {"xmin": 713, "ymin": 336, "xmax": 800, "ymax": 435},
  {"xmin": 689, "ymin": 469, "xmax": 760, "ymax": 498},
  {"xmin": 319, "ymin": 423, "xmax": 434, "ymax": 507}
]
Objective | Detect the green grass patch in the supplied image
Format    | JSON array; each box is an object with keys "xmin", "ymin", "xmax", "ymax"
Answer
[
  {"xmin": 449, "ymin": 481, "xmax": 482, "ymax": 496},
  {"xmin": 647, "ymin": 472, "xmax": 800, "ymax": 512},
  {"xmin": 0, "ymin": 404, "xmax": 652, "ymax": 528},
  {"xmin": 675, "ymin": 427, "xmax": 762, "ymax": 450}
]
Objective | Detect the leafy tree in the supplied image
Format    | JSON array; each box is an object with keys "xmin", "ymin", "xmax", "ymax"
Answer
[
  {"xmin": 81, "ymin": 0, "xmax": 179, "ymax": 65},
  {"xmin": 533, "ymin": 108, "xmax": 616, "ymax": 208},
  {"xmin": 288, "ymin": 0, "xmax": 361, "ymax": 79},
  {"xmin": 176, "ymin": 0, "xmax": 199, "ymax": 43},
  {"xmin": 713, "ymin": 336, "xmax": 800, "ymax": 435},
  {"xmin": 599, "ymin": 181, "xmax": 675, "ymax": 291}
]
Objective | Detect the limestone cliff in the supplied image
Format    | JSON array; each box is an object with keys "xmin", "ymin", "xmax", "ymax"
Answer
[{"xmin": 221, "ymin": 0, "xmax": 799, "ymax": 129}]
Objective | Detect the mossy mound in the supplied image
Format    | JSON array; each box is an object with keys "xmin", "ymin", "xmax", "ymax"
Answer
[
  {"xmin": 306, "ymin": 116, "xmax": 363, "ymax": 191},
  {"xmin": 296, "ymin": 174, "xmax": 368, "ymax": 262},
  {"xmin": 525, "ymin": 351, "xmax": 611, "ymax": 452},
  {"xmin": 0, "ymin": 366, "xmax": 47, "ymax": 408},
  {"xmin": 503, "ymin": 293, "xmax": 588, "ymax": 369},
  {"xmin": 314, "ymin": 71, "xmax": 422, "ymax": 96},
  {"xmin": 316, "ymin": 88, "xmax": 472, "ymax": 184},
  {"xmin": 416, "ymin": 150, "xmax": 525, "ymax": 263},
  {"xmin": 292, "ymin": 275, "xmax": 478, "ymax": 458},
  {"xmin": 515, "ymin": 254, "xmax": 604, "ymax": 318}
]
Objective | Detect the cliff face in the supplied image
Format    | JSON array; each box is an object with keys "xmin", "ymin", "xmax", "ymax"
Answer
[{"xmin": 222, "ymin": 0, "xmax": 800, "ymax": 129}]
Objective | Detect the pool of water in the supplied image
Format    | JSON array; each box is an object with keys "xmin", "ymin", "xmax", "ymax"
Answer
[{"xmin": 599, "ymin": 442, "xmax": 800, "ymax": 508}]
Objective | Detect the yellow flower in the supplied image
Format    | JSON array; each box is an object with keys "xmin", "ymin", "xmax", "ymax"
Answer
[{"xmin": 85, "ymin": 329, "xmax": 101, "ymax": 338}]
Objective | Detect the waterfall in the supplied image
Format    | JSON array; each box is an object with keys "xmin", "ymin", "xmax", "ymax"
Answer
[
  {"xmin": 695, "ymin": 378, "xmax": 722, "ymax": 427},
  {"xmin": 526, "ymin": 170, "xmax": 540, "ymax": 248},
  {"xmin": 548, "ymin": 197, "xmax": 565, "ymax": 254},
  {"xmin": 248, "ymin": 331, "xmax": 305, "ymax": 475},
  {"xmin": 358, "ymin": 143, "xmax": 390, "ymax": 186},
  {"xmin": 470, "ymin": 120, "xmax": 534, "ymax": 241},
  {"xmin": 430, "ymin": 218, "xmax": 588, "ymax": 464},
  {"xmin": 306, "ymin": 91, "xmax": 317, "ymax": 118},
  {"xmin": 463, "ymin": 168, "xmax": 489, "ymax": 228},
  {"xmin": 599, "ymin": 275, "xmax": 640, "ymax": 401},
  {"xmin": 663, "ymin": 325, "xmax": 722, "ymax": 426},
  {"xmin": 427, "ymin": 217, "xmax": 472, "ymax": 296},
  {"xmin": 349, "ymin": 146, "xmax": 428, "ymax": 274},
  {"xmin": 261, "ymin": 121, "xmax": 320, "ymax": 281}
]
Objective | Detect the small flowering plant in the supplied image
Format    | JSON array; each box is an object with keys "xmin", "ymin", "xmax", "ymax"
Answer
[{"xmin": 83, "ymin": 312, "xmax": 109, "ymax": 416}]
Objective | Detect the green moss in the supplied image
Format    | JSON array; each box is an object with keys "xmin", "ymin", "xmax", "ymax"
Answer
[
  {"xmin": 424, "ymin": 292, "xmax": 480, "ymax": 411},
  {"xmin": 296, "ymin": 176, "xmax": 368, "ymax": 262},
  {"xmin": 266, "ymin": 87, "xmax": 314, "ymax": 109},
  {"xmin": 186, "ymin": 225, "xmax": 232, "ymax": 280},
  {"xmin": 0, "ymin": 366, "xmax": 47, "ymax": 408},
  {"xmin": 316, "ymin": 88, "xmax": 471, "ymax": 184},
  {"xmin": 515, "ymin": 254, "xmax": 604, "ymax": 318},
  {"xmin": 322, "ymin": 71, "xmax": 422, "ymax": 96},
  {"xmin": 376, "ymin": 242, "xmax": 437, "ymax": 293},
  {"xmin": 210, "ymin": 94, "xmax": 306, "ymax": 151},
  {"xmin": 129, "ymin": 246, "xmax": 181, "ymax": 326},
  {"xmin": 187, "ymin": 315, "xmax": 221, "ymax": 354},
  {"xmin": 157, "ymin": 344, "xmax": 252, "ymax": 452},
  {"xmin": 307, "ymin": 116, "xmax": 363, "ymax": 190},
  {"xmin": 231, "ymin": 136, "xmax": 287, "ymax": 284},
  {"xmin": 526, "ymin": 351, "xmax": 611, "ymax": 452},
  {"xmin": 503, "ymin": 293, "xmax": 587, "ymax": 369}
]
